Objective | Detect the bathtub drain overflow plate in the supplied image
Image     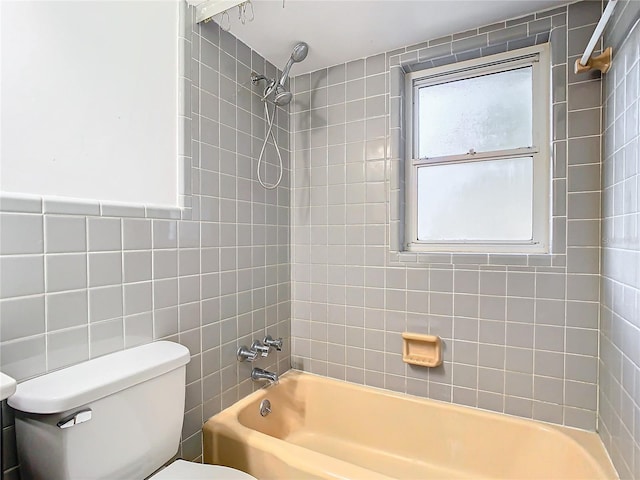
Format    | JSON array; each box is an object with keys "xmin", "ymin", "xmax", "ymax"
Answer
[{"xmin": 259, "ymin": 399, "xmax": 271, "ymax": 417}]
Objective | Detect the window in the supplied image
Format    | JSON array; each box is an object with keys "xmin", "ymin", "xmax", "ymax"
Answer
[{"xmin": 405, "ymin": 44, "xmax": 551, "ymax": 253}]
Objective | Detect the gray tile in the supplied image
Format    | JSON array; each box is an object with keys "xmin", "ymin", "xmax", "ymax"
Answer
[
  {"xmin": 566, "ymin": 354, "xmax": 597, "ymax": 383},
  {"xmin": 154, "ymin": 249, "xmax": 178, "ymax": 279},
  {"xmin": 0, "ymin": 255, "xmax": 44, "ymax": 298},
  {"xmin": 566, "ymin": 327, "xmax": 598, "ymax": 356},
  {"xmin": 452, "ymin": 34, "xmax": 487, "ymax": 54},
  {"xmin": 550, "ymin": 26, "xmax": 567, "ymax": 66},
  {"xmin": 0, "ymin": 335, "xmax": 46, "ymax": 381},
  {"xmin": 533, "ymin": 400, "xmax": 563, "ymax": 424},
  {"xmin": 45, "ymin": 215, "xmax": 86, "ymax": 253},
  {"xmin": 565, "ymin": 380, "xmax": 596, "ymax": 410},
  {"xmin": 90, "ymin": 318, "xmax": 124, "ymax": 358},
  {"xmin": 535, "ymin": 299, "xmax": 565, "ymax": 326},
  {"xmin": 47, "ymin": 290, "xmax": 88, "ymax": 331},
  {"xmin": 100, "ymin": 202, "xmax": 145, "ymax": 218},
  {"xmin": 553, "ymin": 103, "xmax": 567, "ymax": 141},
  {"xmin": 87, "ymin": 218, "xmax": 121, "ymax": 252},
  {"xmin": 0, "ymin": 193, "xmax": 42, "ymax": 214},
  {"xmin": 505, "ymin": 370, "xmax": 533, "ymax": 397},
  {"xmin": 488, "ymin": 24, "xmax": 527, "ymax": 45},
  {"xmin": 123, "ymin": 282, "xmax": 152, "ymax": 316},
  {"xmin": 46, "ymin": 253, "xmax": 87, "ymax": 292},
  {"xmin": 568, "ymin": 108, "xmax": 600, "ymax": 138},
  {"xmin": 48, "ymin": 326, "xmax": 89, "ymax": 370},
  {"xmin": 568, "ymin": 1, "xmax": 601, "ymax": 29},
  {"xmin": 124, "ymin": 312, "xmax": 153, "ymax": 348},
  {"xmin": 534, "ymin": 350, "xmax": 564, "ymax": 378},
  {"xmin": 552, "ymin": 65, "xmax": 567, "ymax": 103},
  {"xmin": 568, "ymin": 80, "xmax": 601, "ymax": 111},
  {"xmin": 479, "ymin": 22, "xmax": 505, "ymax": 34},
  {"xmin": 506, "ymin": 322, "xmax": 534, "ymax": 348},
  {"xmin": 0, "ymin": 295, "xmax": 45, "ymax": 341},
  {"xmin": 535, "ymin": 273, "xmax": 566, "ymax": 299},
  {"xmin": 568, "ymin": 164, "xmax": 600, "ymax": 192},
  {"xmin": 0, "ymin": 214, "xmax": 43, "ymax": 254},
  {"xmin": 568, "ymin": 24, "xmax": 597, "ymax": 58},
  {"xmin": 89, "ymin": 285, "xmax": 123, "ymax": 323},
  {"xmin": 534, "ymin": 325, "xmax": 564, "ymax": 352},
  {"xmin": 568, "ymin": 136, "xmax": 600, "ymax": 165},
  {"xmin": 123, "ymin": 251, "xmax": 152, "ymax": 283},
  {"xmin": 88, "ymin": 252, "xmax": 122, "ymax": 287},
  {"xmin": 365, "ymin": 54, "xmax": 386, "ymax": 76},
  {"xmin": 153, "ymin": 220, "xmax": 178, "ymax": 249},
  {"xmin": 327, "ymin": 64, "xmax": 346, "ymax": 85},
  {"xmin": 566, "ymin": 301, "xmax": 598, "ymax": 328},
  {"xmin": 154, "ymin": 278, "xmax": 178, "ymax": 310},
  {"xmin": 346, "ymin": 59, "xmax": 364, "ymax": 81},
  {"xmin": 567, "ymin": 274, "xmax": 599, "ymax": 301},
  {"xmin": 534, "ymin": 375, "xmax": 563, "ymax": 404},
  {"xmin": 43, "ymin": 199, "xmax": 99, "ymax": 216},
  {"xmin": 506, "ymin": 272, "xmax": 535, "ymax": 297},
  {"xmin": 122, "ymin": 219, "xmax": 152, "ymax": 250}
]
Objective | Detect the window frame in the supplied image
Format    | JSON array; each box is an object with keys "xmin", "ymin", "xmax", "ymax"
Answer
[{"xmin": 404, "ymin": 43, "xmax": 551, "ymax": 254}]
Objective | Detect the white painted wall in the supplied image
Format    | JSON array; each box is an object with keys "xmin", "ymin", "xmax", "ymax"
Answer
[{"xmin": 1, "ymin": 1, "xmax": 178, "ymax": 206}]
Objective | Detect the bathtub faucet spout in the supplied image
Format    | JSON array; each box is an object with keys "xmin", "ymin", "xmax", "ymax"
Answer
[{"xmin": 251, "ymin": 367, "xmax": 279, "ymax": 386}]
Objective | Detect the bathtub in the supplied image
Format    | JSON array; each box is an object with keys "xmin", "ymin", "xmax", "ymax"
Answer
[{"xmin": 203, "ymin": 370, "xmax": 617, "ymax": 479}]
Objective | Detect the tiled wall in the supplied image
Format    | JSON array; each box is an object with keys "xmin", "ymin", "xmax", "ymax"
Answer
[
  {"xmin": 599, "ymin": 1, "xmax": 640, "ymax": 478},
  {"xmin": 290, "ymin": 1, "xmax": 604, "ymax": 431},
  {"xmin": 0, "ymin": 6, "xmax": 291, "ymax": 479}
]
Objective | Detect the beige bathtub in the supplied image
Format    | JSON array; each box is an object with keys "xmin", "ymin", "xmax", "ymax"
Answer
[{"xmin": 203, "ymin": 370, "xmax": 617, "ymax": 479}]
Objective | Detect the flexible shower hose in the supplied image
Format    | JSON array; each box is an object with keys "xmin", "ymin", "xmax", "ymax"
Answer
[{"xmin": 257, "ymin": 100, "xmax": 283, "ymax": 190}]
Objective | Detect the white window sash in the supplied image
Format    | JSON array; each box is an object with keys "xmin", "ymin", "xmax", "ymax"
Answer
[{"xmin": 404, "ymin": 43, "xmax": 551, "ymax": 254}]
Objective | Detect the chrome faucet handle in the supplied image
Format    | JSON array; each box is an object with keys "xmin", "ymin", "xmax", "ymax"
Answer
[
  {"xmin": 263, "ymin": 335, "xmax": 283, "ymax": 352},
  {"xmin": 251, "ymin": 340, "xmax": 271, "ymax": 358},
  {"xmin": 237, "ymin": 345, "xmax": 258, "ymax": 362}
]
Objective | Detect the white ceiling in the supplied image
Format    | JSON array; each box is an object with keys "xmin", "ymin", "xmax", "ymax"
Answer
[{"xmin": 219, "ymin": 0, "xmax": 570, "ymax": 76}]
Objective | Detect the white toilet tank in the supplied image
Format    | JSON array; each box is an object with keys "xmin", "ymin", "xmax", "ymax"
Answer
[{"xmin": 8, "ymin": 341, "xmax": 190, "ymax": 480}]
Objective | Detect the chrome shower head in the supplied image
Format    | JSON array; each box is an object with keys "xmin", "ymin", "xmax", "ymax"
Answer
[
  {"xmin": 278, "ymin": 42, "xmax": 309, "ymax": 88},
  {"xmin": 290, "ymin": 42, "xmax": 309, "ymax": 63},
  {"xmin": 273, "ymin": 87, "xmax": 293, "ymax": 106}
]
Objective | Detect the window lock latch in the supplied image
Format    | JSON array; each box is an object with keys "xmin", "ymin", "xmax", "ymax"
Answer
[{"xmin": 467, "ymin": 148, "xmax": 477, "ymax": 155}]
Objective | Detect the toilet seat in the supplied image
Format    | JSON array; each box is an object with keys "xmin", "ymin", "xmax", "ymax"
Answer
[{"xmin": 150, "ymin": 460, "xmax": 257, "ymax": 480}]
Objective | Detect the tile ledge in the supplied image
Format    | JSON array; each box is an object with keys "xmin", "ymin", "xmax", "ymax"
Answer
[
  {"xmin": 388, "ymin": 250, "xmax": 565, "ymax": 269},
  {"xmin": 0, "ymin": 192, "xmax": 185, "ymax": 219}
]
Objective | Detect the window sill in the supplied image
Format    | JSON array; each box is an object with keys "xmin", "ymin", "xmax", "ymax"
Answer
[
  {"xmin": 388, "ymin": 250, "xmax": 566, "ymax": 269},
  {"xmin": 406, "ymin": 242, "xmax": 550, "ymax": 255}
]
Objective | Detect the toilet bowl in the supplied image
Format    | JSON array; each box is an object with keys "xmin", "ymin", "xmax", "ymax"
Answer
[
  {"xmin": 150, "ymin": 460, "xmax": 256, "ymax": 479},
  {"xmin": 8, "ymin": 342, "xmax": 257, "ymax": 480}
]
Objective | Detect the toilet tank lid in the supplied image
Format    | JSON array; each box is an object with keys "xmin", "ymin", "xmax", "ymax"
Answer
[{"xmin": 8, "ymin": 341, "xmax": 190, "ymax": 414}]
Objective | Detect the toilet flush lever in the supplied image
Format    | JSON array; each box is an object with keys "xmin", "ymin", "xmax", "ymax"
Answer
[{"xmin": 57, "ymin": 409, "xmax": 92, "ymax": 429}]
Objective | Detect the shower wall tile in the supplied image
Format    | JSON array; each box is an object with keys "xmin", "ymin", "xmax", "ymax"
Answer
[
  {"xmin": 290, "ymin": 2, "xmax": 602, "ymax": 433},
  {"xmin": 600, "ymin": 2, "xmax": 640, "ymax": 478},
  {"xmin": 0, "ymin": 6, "xmax": 291, "ymax": 477}
]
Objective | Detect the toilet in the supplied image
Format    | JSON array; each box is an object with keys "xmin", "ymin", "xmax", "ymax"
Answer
[{"xmin": 7, "ymin": 341, "xmax": 256, "ymax": 480}]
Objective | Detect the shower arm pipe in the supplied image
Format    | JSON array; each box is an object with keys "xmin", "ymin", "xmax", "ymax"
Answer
[{"xmin": 574, "ymin": 0, "xmax": 617, "ymax": 74}]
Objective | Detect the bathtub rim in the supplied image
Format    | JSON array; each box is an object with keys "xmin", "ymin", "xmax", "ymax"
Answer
[{"xmin": 204, "ymin": 369, "xmax": 618, "ymax": 479}]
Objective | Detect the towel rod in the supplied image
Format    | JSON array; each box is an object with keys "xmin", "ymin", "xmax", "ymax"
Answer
[{"xmin": 575, "ymin": 0, "xmax": 617, "ymax": 74}]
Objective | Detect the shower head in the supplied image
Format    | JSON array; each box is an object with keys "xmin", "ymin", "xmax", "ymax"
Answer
[
  {"xmin": 278, "ymin": 42, "xmax": 309, "ymax": 88},
  {"xmin": 290, "ymin": 42, "xmax": 309, "ymax": 62},
  {"xmin": 273, "ymin": 87, "xmax": 293, "ymax": 106}
]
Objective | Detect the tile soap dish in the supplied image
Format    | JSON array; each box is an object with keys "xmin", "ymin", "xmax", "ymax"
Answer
[{"xmin": 402, "ymin": 333, "xmax": 442, "ymax": 367}]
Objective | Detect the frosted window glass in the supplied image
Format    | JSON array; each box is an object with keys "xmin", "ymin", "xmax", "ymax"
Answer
[
  {"xmin": 417, "ymin": 157, "xmax": 533, "ymax": 241},
  {"xmin": 418, "ymin": 67, "xmax": 533, "ymax": 158}
]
